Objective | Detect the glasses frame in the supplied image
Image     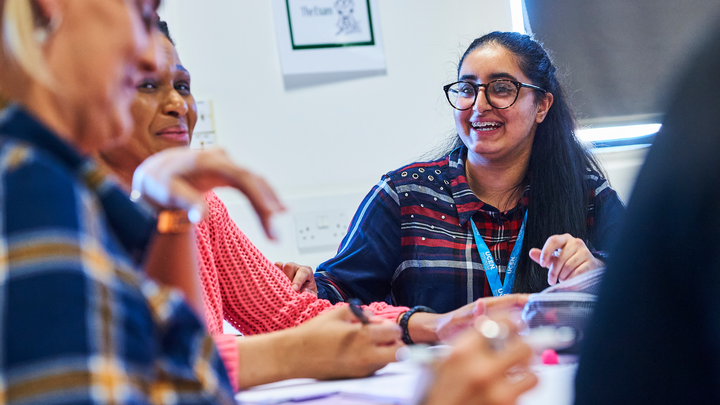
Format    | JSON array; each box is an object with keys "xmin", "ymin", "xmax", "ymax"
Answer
[{"xmin": 443, "ymin": 79, "xmax": 548, "ymax": 111}]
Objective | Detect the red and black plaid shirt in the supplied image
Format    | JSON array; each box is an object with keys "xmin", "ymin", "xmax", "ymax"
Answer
[{"xmin": 317, "ymin": 147, "xmax": 625, "ymax": 313}]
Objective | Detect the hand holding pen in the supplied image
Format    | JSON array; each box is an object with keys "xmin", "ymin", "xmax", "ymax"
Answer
[
  {"xmin": 529, "ymin": 233, "xmax": 605, "ymax": 285},
  {"xmin": 349, "ymin": 298, "xmax": 370, "ymax": 324}
]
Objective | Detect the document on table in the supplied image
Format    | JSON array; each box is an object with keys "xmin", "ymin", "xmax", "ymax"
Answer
[
  {"xmin": 236, "ymin": 362, "xmax": 424, "ymax": 404},
  {"xmin": 236, "ymin": 361, "xmax": 578, "ymax": 405}
]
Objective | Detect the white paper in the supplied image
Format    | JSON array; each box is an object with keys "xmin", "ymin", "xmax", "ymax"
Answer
[
  {"xmin": 235, "ymin": 361, "xmax": 577, "ymax": 405},
  {"xmin": 271, "ymin": 0, "xmax": 386, "ymax": 75}
]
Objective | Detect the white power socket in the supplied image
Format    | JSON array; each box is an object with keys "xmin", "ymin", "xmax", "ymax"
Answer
[{"xmin": 295, "ymin": 211, "xmax": 350, "ymax": 253}]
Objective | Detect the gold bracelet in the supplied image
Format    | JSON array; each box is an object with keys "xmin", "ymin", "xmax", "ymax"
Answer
[{"xmin": 157, "ymin": 210, "xmax": 193, "ymax": 234}]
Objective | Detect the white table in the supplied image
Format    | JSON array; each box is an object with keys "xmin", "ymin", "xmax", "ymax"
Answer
[{"xmin": 236, "ymin": 360, "xmax": 577, "ymax": 405}]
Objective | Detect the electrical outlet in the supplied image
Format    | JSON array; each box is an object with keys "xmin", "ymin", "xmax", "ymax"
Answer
[{"xmin": 295, "ymin": 211, "xmax": 350, "ymax": 253}]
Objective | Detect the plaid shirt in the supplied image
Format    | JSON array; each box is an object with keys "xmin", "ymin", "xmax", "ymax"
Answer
[
  {"xmin": 0, "ymin": 107, "xmax": 234, "ymax": 405},
  {"xmin": 316, "ymin": 146, "xmax": 625, "ymax": 313}
]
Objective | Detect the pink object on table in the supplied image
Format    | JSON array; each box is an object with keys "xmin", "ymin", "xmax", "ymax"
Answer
[{"xmin": 542, "ymin": 349, "xmax": 559, "ymax": 365}]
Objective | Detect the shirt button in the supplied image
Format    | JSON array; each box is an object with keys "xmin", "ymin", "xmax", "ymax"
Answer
[
  {"xmin": 405, "ymin": 193, "xmax": 408, "ymax": 197},
  {"xmin": 422, "ymin": 237, "xmax": 426, "ymax": 241},
  {"xmin": 431, "ymin": 225, "xmax": 435, "ymax": 229},
  {"xmin": 411, "ymin": 215, "xmax": 414, "ymax": 218},
  {"xmin": 421, "ymin": 204, "xmax": 424, "ymax": 208},
  {"xmin": 434, "ymin": 197, "xmax": 438, "ymax": 201},
  {"xmin": 440, "ymin": 187, "xmax": 444, "ymax": 191},
  {"xmin": 450, "ymin": 204, "xmax": 454, "ymax": 207},
  {"xmin": 442, "ymin": 215, "xmax": 446, "ymax": 219}
]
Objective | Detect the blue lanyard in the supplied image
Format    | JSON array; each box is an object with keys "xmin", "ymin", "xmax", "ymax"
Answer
[{"xmin": 470, "ymin": 210, "xmax": 528, "ymax": 297}]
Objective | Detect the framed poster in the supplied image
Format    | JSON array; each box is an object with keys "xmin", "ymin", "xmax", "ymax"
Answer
[
  {"xmin": 272, "ymin": 0, "xmax": 386, "ymax": 76},
  {"xmin": 285, "ymin": 0, "xmax": 375, "ymax": 50}
]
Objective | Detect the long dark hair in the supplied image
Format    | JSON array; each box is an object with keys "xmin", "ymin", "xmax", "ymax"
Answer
[{"xmin": 442, "ymin": 31, "xmax": 604, "ymax": 293}]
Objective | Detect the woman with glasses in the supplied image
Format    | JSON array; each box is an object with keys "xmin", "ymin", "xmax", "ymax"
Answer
[{"xmin": 314, "ymin": 31, "xmax": 625, "ymax": 339}]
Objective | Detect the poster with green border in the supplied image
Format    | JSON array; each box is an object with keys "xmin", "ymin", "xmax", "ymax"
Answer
[{"xmin": 285, "ymin": 0, "xmax": 375, "ymax": 50}]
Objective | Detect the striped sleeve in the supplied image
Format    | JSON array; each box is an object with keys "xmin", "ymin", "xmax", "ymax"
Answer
[{"xmin": 316, "ymin": 176, "xmax": 402, "ymax": 304}]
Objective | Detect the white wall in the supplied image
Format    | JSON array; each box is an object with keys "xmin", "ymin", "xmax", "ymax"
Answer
[
  {"xmin": 158, "ymin": 0, "xmax": 516, "ymax": 266},
  {"xmin": 592, "ymin": 145, "xmax": 648, "ymax": 205},
  {"xmin": 158, "ymin": 0, "xmax": 647, "ymax": 268},
  {"xmin": 161, "ymin": 0, "xmax": 515, "ymax": 197}
]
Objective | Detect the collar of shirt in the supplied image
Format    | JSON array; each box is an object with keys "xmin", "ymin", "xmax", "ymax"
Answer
[
  {"xmin": 0, "ymin": 105, "xmax": 156, "ymax": 265},
  {"xmin": 0, "ymin": 105, "xmax": 88, "ymax": 171},
  {"xmin": 447, "ymin": 146, "xmax": 528, "ymax": 226}
]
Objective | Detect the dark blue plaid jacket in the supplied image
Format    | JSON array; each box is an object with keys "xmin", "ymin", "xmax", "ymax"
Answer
[
  {"xmin": 317, "ymin": 146, "xmax": 625, "ymax": 313},
  {"xmin": 0, "ymin": 107, "xmax": 234, "ymax": 405}
]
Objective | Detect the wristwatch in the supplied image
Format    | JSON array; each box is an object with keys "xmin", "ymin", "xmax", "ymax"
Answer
[
  {"xmin": 398, "ymin": 305, "xmax": 436, "ymax": 345},
  {"xmin": 156, "ymin": 209, "xmax": 192, "ymax": 234}
]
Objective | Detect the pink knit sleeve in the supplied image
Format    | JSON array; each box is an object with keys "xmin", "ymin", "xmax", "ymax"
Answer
[
  {"xmin": 197, "ymin": 192, "xmax": 408, "ymax": 335},
  {"xmin": 212, "ymin": 334, "xmax": 239, "ymax": 393}
]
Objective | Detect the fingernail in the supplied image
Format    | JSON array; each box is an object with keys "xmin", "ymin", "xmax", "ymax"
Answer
[{"xmin": 292, "ymin": 284, "xmax": 300, "ymax": 291}]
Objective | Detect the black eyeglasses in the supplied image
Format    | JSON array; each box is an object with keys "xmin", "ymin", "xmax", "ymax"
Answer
[{"xmin": 443, "ymin": 79, "xmax": 547, "ymax": 110}]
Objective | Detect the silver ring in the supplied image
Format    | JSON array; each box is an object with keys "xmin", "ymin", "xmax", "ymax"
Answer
[{"xmin": 474, "ymin": 318, "xmax": 509, "ymax": 352}]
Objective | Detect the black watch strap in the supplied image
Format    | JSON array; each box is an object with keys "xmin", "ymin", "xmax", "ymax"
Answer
[{"xmin": 399, "ymin": 305, "xmax": 436, "ymax": 345}]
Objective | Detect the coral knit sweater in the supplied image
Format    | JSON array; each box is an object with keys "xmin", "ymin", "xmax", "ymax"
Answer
[{"xmin": 198, "ymin": 192, "xmax": 408, "ymax": 391}]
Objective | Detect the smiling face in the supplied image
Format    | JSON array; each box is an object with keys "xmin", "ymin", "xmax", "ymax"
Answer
[
  {"xmin": 454, "ymin": 44, "xmax": 553, "ymax": 165},
  {"xmin": 99, "ymin": 34, "xmax": 196, "ymax": 186},
  {"xmin": 132, "ymin": 35, "xmax": 197, "ymax": 150}
]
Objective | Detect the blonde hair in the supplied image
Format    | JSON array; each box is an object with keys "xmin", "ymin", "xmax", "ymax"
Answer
[{"xmin": 1, "ymin": 0, "xmax": 52, "ymax": 87}]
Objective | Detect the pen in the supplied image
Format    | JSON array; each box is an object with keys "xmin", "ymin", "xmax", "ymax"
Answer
[{"xmin": 348, "ymin": 298, "xmax": 370, "ymax": 324}]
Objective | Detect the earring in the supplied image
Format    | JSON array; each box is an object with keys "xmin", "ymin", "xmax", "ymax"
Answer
[{"xmin": 33, "ymin": 14, "xmax": 61, "ymax": 44}]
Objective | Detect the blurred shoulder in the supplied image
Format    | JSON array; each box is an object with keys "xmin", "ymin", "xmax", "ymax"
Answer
[
  {"xmin": 386, "ymin": 154, "xmax": 452, "ymax": 187},
  {"xmin": 584, "ymin": 169, "xmax": 616, "ymax": 199},
  {"xmin": 0, "ymin": 138, "xmax": 85, "ymax": 233}
]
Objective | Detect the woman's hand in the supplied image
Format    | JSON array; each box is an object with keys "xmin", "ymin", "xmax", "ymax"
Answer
[
  {"xmin": 282, "ymin": 306, "xmax": 403, "ymax": 380},
  {"xmin": 132, "ymin": 147, "xmax": 285, "ymax": 239},
  {"xmin": 235, "ymin": 306, "xmax": 403, "ymax": 388},
  {"xmin": 408, "ymin": 294, "xmax": 529, "ymax": 343},
  {"xmin": 422, "ymin": 318, "xmax": 537, "ymax": 405},
  {"xmin": 530, "ymin": 233, "xmax": 604, "ymax": 285},
  {"xmin": 275, "ymin": 261, "xmax": 317, "ymax": 295}
]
